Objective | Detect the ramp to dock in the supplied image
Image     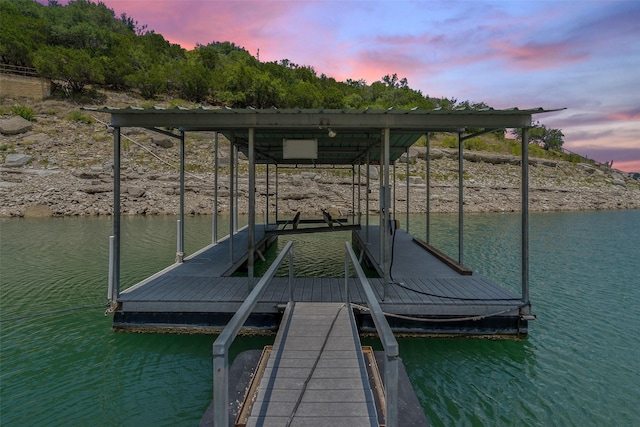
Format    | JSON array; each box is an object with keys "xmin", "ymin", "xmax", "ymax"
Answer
[{"xmin": 241, "ymin": 302, "xmax": 379, "ymax": 427}]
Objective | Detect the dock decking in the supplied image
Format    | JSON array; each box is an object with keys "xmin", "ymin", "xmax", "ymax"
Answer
[
  {"xmin": 242, "ymin": 302, "xmax": 379, "ymax": 427},
  {"xmin": 114, "ymin": 225, "xmax": 528, "ymax": 336}
]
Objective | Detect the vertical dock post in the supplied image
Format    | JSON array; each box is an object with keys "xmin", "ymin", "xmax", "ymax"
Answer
[
  {"xmin": 265, "ymin": 163, "xmax": 270, "ymax": 227},
  {"xmin": 234, "ymin": 145, "xmax": 239, "ymax": 232},
  {"xmin": 392, "ymin": 162, "xmax": 396, "ymax": 222},
  {"xmin": 365, "ymin": 150, "xmax": 370, "ymax": 243},
  {"xmin": 275, "ymin": 165, "xmax": 279, "ymax": 226},
  {"xmin": 426, "ymin": 132, "xmax": 431, "ymax": 244},
  {"xmin": 248, "ymin": 128, "xmax": 255, "ymax": 284},
  {"xmin": 357, "ymin": 161, "xmax": 362, "ymax": 225},
  {"xmin": 112, "ymin": 127, "xmax": 121, "ymax": 301},
  {"xmin": 176, "ymin": 219, "xmax": 183, "ymax": 263},
  {"xmin": 383, "ymin": 128, "xmax": 391, "ymax": 299},
  {"xmin": 406, "ymin": 147, "xmax": 410, "ymax": 232},
  {"xmin": 178, "ymin": 131, "xmax": 185, "ymax": 263},
  {"xmin": 108, "ymin": 235, "xmax": 115, "ymax": 301},
  {"xmin": 379, "ymin": 140, "xmax": 384, "ymax": 263},
  {"xmin": 229, "ymin": 136, "xmax": 235, "ymax": 263},
  {"xmin": 213, "ymin": 131, "xmax": 218, "ymax": 243},
  {"xmin": 458, "ymin": 131, "xmax": 464, "ymax": 266},
  {"xmin": 351, "ymin": 165, "xmax": 355, "ymax": 224},
  {"xmin": 522, "ymin": 127, "xmax": 530, "ymax": 305}
]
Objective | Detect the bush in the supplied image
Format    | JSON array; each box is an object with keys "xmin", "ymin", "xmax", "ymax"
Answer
[
  {"xmin": 67, "ymin": 111, "xmax": 95, "ymax": 124},
  {"xmin": 11, "ymin": 105, "xmax": 35, "ymax": 121},
  {"xmin": 464, "ymin": 137, "xmax": 489, "ymax": 151}
]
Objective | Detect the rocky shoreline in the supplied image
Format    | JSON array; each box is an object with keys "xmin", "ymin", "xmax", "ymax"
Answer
[{"xmin": 1, "ymin": 95, "xmax": 639, "ymax": 218}]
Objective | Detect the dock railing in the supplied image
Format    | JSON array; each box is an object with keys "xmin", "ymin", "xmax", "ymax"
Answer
[
  {"xmin": 212, "ymin": 241, "xmax": 294, "ymax": 427},
  {"xmin": 344, "ymin": 242, "xmax": 399, "ymax": 427}
]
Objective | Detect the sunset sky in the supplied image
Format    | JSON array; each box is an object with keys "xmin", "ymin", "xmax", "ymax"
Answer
[{"xmin": 48, "ymin": 0, "xmax": 640, "ymax": 172}]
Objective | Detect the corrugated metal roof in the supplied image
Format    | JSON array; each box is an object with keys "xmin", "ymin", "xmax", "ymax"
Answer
[{"xmin": 87, "ymin": 106, "xmax": 563, "ymax": 165}]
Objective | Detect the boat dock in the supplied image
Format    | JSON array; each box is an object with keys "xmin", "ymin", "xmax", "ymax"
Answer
[{"xmin": 95, "ymin": 104, "xmax": 555, "ymax": 425}]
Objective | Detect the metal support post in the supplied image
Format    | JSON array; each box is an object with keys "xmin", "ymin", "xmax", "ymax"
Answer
[
  {"xmin": 392, "ymin": 162, "xmax": 396, "ymax": 222},
  {"xmin": 406, "ymin": 147, "xmax": 410, "ymax": 232},
  {"xmin": 357, "ymin": 162, "xmax": 362, "ymax": 225},
  {"xmin": 275, "ymin": 165, "xmax": 279, "ymax": 226},
  {"xmin": 426, "ymin": 133, "xmax": 431, "ymax": 244},
  {"xmin": 108, "ymin": 235, "xmax": 115, "ymax": 301},
  {"xmin": 458, "ymin": 131, "xmax": 464, "ymax": 266},
  {"xmin": 112, "ymin": 127, "xmax": 121, "ymax": 302},
  {"xmin": 351, "ymin": 165, "xmax": 355, "ymax": 224},
  {"xmin": 178, "ymin": 131, "xmax": 185, "ymax": 262},
  {"xmin": 177, "ymin": 219, "xmax": 183, "ymax": 263},
  {"xmin": 213, "ymin": 131, "xmax": 218, "ymax": 243},
  {"xmin": 234, "ymin": 145, "xmax": 239, "ymax": 232},
  {"xmin": 383, "ymin": 128, "xmax": 391, "ymax": 298},
  {"xmin": 379, "ymin": 140, "xmax": 384, "ymax": 264},
  {"xmin": 522, "ymin": 127, "xmax": 530, "ymax": 304},
  {"xmin": 366, "ymin": 151, "xmax": 370, "ymax": 242},
  {"xmin": 265, "ymin": 163, "xmax": 270, "ymax": 227},
  {"xmin": 229, "ymin": 137, "xmax": 235, "ymax": 263},
  {"xmin": 248, "ymin": 128, "xmax": 255, "ymax": 284}
]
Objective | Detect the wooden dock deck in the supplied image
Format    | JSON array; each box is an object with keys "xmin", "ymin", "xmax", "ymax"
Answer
[
  {"xmin": 114, "ymin": 225, "xmax": 528, "ymax": 336},
  {"xmin": 241, "ymin": 302, "xmax": 379, "ymax": 427}
]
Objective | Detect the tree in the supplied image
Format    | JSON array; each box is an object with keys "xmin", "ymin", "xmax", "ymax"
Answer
[
  {"xmin": 175, "ymin": 56, "xmax": 211, "ymax": 102},
  {"xmin": 0, "ymin": 0, "xmax": 47, "ymax": 66},
  {"xmin": 288, "ymin": 81, "xmax": 321, "ymax": 108},
  {"xmin": 33, "ymin": 45, "xmax": 104, "ymax": 92},
  {"xmin": 125, "ymin": 64, "xmax": 168, "ymax": 98},
  {"xmin": 512, "ymin": 121, "xmax": 564, "ymax": 150}
]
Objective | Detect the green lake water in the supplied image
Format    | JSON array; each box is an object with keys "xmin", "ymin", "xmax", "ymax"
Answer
[{"xmin": 1, "ymin": 210, "xmax": 638, "ymax": 426}]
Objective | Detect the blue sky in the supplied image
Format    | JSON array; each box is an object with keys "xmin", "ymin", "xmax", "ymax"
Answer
[{"xmin": 63, "ymin": 0, "xmax": 640, "ymax": 171}]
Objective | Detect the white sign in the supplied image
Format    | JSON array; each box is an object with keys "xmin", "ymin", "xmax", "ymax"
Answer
[{"xmin": 283, "ymin": 139, "xmax": 318, "ymax": 159}]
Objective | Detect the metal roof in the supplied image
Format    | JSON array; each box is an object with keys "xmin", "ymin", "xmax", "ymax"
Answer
[{"xmin": 90, "ymin": 106, "xmax": 563, "ymax": 165}]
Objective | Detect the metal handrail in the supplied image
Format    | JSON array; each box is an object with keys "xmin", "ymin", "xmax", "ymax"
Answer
[
  {"xmin": 344, "ymin": 242, "xmax": 399, "ymax": 427},
  {"xmin": 212, "ymin": 241, "xmax": 294, "ymax": 427}
]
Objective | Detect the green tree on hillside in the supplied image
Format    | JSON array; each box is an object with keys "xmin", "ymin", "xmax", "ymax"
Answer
[
  {"xmin": 513, "ymin": 121, "xmax": 565, "ymax": 150},
  {"xmin": 0, "ymin": 0, "xmax": 47, "ymax": 66},
  {"xmin": 0, "ymin": 0, "xmax": 446, "ymax": 111},
  {"xmin": 33, "ymin": 45, "xmax": 104, "ymax": 92}
]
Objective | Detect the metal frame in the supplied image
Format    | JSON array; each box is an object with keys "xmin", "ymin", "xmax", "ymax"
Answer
[{"xmin": 102, "ymin": 105, "xmax": 553, "ymax": 328}]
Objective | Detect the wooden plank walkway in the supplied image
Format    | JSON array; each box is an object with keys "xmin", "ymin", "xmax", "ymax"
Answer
[{"xmin": 244, "ymin": 302, "xmax": 379, "ymax": 427}]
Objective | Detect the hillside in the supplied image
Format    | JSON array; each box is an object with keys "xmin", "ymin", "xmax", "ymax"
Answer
[{"xmin": 1, "ymin": 92, "xmax": 639, "ymax": 218}]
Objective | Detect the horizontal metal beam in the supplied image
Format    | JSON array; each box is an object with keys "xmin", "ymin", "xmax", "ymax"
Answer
[{"xmin": 106, "ymin": 110, "xmax": 539, "ymax": 130}]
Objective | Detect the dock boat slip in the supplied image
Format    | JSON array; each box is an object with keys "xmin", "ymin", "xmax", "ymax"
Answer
[{"xmin": 93, "ymin": 105, "xmax": 558, "ymax": 425}]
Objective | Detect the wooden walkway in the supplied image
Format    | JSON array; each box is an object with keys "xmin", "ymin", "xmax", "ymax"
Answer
[
  {"xmin": 243, "ymin": 302, "xmax": 378, "ymax": 427},
  {"xmin": 114, "ymin": 225, "xmax": 528, "ymax": 335}
]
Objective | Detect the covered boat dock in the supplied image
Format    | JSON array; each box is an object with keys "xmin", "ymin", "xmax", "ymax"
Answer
[{"xmin": 96, "ymin": 105, "xmax": 557, "ymax": 336}]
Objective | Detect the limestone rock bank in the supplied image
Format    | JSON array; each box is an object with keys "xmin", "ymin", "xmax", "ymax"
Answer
[{"xmin": 1, "ymin": 94, "xmax": 639, "ymax": 217}]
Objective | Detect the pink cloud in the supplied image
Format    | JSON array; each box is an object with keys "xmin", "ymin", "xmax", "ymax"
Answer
[
  {"xmin": 490, "ymin": 40, "xmax": 589, "ymax": 70},
  {"xmin": 606, "ymin": 109, "xmax": 640, "ymax": 122},
  {"xmin": 96, "ymin": 0, "xmax": 305, "ymax": 52},
  {"xmin": 611, "ymin": 160, "xmax": 640, "ymax": 174}
]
